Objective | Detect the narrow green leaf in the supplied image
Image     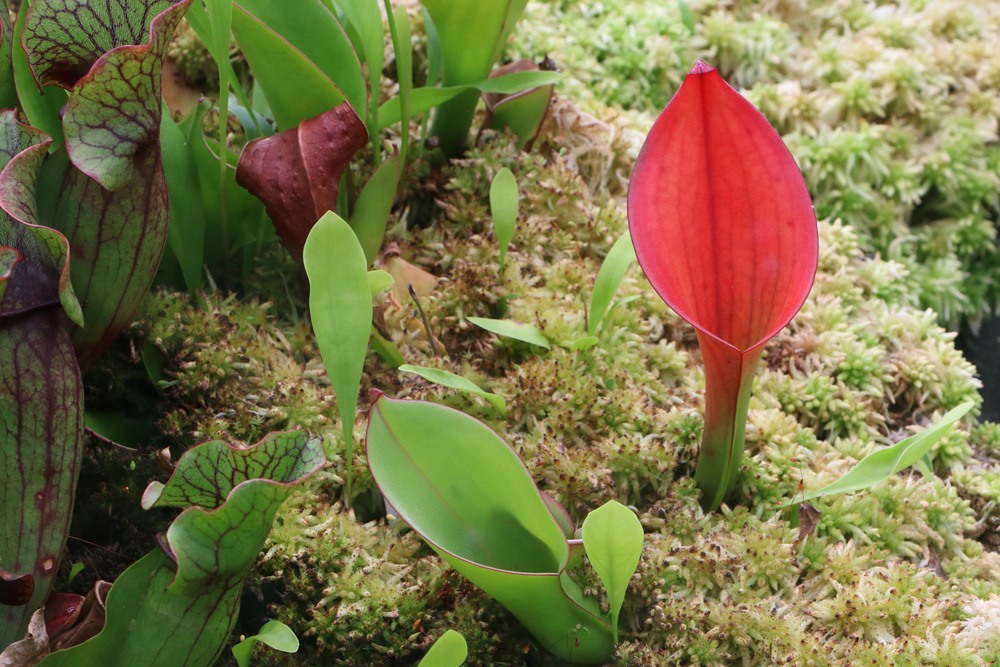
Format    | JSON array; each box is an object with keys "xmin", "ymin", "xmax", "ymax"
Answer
[
  {"xmin": 230, "ymin": 5, "xmax": 347, "ymax": 131},
  {"xmin": 161, "ymin": 101, "xmax": 206, "ymax": 293},
  {"xmin": 582, "ymin": 500, "xmax": 643, "ymax": 644},
  {"xmin": 468, "ymin": 316, "xmax": 550, "ymax": 349},
  {"xmin": 377, "ymin": 71, "xmax": 562, "ymax": 128},
  {"xmin": 350, "ymin": 151, "xmax": 400, "ymax": 264},
  {"xmin": 334, "ymin": 0, "xmax": 383, "ymax": 155},
  {"xmin": 588, "ymin": 232, "xmax": 636, "ymax": 336},
  {"xmin": 795, "ymin": 402, "xmax": 974, "ymax": 504},
  {"xmin": 67, "ymin": 562, "xmax": 85, "ymax": 585},
  {"xmin": 418, "ymin": 630, "xmax": 467, "ymax": 667},
  {"xmin": 398, "ymin": 364, "xmax": 506, "ymax": 417},
  {"xmin": 386, "ymin": 4, "xmax": 412, "ymax": 164},
  {"xmin": 232, "ymin": 620, "xmax": 299, "ymax": 667},
  {"xmin": 567, "ymin": 335, "xmax": 599, "ymax": 351},
  {"xmin": 303, "ymin": 212, "xmax": 372, "ymax": 500},
  {"xmin": 371, "ymin": 329, "xmax": 406, "ymax": 368},
  {"xmin": 489, "ymin": 168, "xmax": 518, "ymax": 275}
]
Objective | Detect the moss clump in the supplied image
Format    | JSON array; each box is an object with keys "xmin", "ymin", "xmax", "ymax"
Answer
[{"xmin": 515, "ymin": 0, "xmax": 1000, "ymax": 326}]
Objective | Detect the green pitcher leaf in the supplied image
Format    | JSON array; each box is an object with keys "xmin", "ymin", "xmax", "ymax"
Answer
[
  {"xmin": 581, "ymin": 500, "xmax": 643, "ymax": 644},
  {"xmin": 38, "ymin": 433, "xmax": 324, "ymax": 666},
  {"xmin": 398, "ymin": 364, "xmax": 506, "ymax": 417},
  {"xmin": 489, "ymin": 167, "xmax": 518, "ymax": 275},
  {"xmin": 367, "ymin": 396, "xmax": 613, "ymax": 664},
  {"xmin": 303, "ymin": 212, "xmax": 372, "ymax": 500},
  {"xmin": 0, "ymin": 112, "xmax": 84, "ymax": 646},
  {"xmin": 18, "ymin": 0, "xmax": 190, "ymax": 367},
  {"xmin": 793, "ymin": 402, "xmax": 974, "ymax": 505},
  {"xmin": 232, "ymin": 620, "xmax": 299, "ymax": 667},
  {"xmin": 468, "ymin": 316, "xmax": 550, "ymax": 349},
  {"xmin": 486, "ymin": 83, "xmax": 553, "ymax": 150},
  {"xmin": 418, "ymin": 630, "xmax": 467, "ymax": 667},
  {"xmin": 588, "ymin": 231, "xmax": 636, "ymax": 336}
]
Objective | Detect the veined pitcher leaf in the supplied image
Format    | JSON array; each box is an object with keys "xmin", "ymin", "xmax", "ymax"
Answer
[
  {"xmin": 468, "ymin": 316, "xmax": 550, "ymax": 349},
  {"xmin": 489, "ymin": 168, "xmax": 518, "ymax": 275},
  {"xmin": 17, "ymin": 0, "xmax": 191, "ymax": 367},
  {"xmin": 366, "ymin": 396, "xmax": 612, "ymax": 664},
  {"xmin": 398, "ymin": 364, "xmax": 506, "ymax": 417},
  {"xmin": 38, "ymin": 433, "xmax": 324, "ymax": 666},
  {"xmin": 236, "ymin": 103, "xmax": 368, "ymax": 261},
  {"xmin": 588, "ymin": 231, "xmax": 636, "ymax": 336},
  {"xmin": 581, "ymin": 501, "xmax": 643, "ymax": 644},
  {"xmin": 303, "ymin": 212, "xmax": 372, "ymax": 500},
  {"xmin": 792, "ymin": 402, "xmax": 974, "ymax": 505},
  {"xmin": 418, "ymin": 630, "xmax": 467, "ymax": 667},
  {"xmin": 628, "ymin": 62, "xmax": 818, "ymax": 510},
  {"xmin": 0, "ymin": 112, "xmax": 84, "ymax": 647}
]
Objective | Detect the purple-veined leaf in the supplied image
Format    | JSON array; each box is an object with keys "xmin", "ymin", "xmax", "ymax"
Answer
[
  {"xmin": 14, "ymin": 0, "xmax": 191, "ymax": 367},
  {"xmin": 0, "ymin": 111, "xmax": 84, "ymax": 648}
]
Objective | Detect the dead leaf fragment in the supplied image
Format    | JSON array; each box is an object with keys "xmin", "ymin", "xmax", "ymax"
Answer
[{"xmin": 795, "ymin": 502, "xmax": 821, "ymax": 546}]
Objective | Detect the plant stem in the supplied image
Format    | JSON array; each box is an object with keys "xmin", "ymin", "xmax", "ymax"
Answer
[{"xmin": 693, "ymin": 334, "xmax": 762, "ymax": 511}]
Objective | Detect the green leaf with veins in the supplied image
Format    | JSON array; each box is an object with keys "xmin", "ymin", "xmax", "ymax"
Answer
[
  {"xmin": 15, "ymin": 0, "xmax": 190, "ymax": 367},
  {"xmin": 38, "ymin": 432, "xmax": 324, "ymax": 666},
  {"xmin": 0, "ymin": 111, "xmax": 84, "ymax": 647}
]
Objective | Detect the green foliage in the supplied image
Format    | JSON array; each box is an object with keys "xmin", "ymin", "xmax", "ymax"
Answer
[
  {"xmin": 489, "ymin": 167, "xmax": 518, "ymax": 276},
  {"xmin": 398, "ymin": 364, "xmax": 507, "ymax": 417},
  {"xmin": 581, "ymin": 501, "xmax": 643, "ymax": 643},
  {"xmin": 367, "ymin": 395, "xmax": 614, "ymax": 664},
  {"xmin": 232, "ymin": 620, "xmax": 299, "ymax": 667},
  {"xmin": 468, "ymin": 316, "xmax": 551, "ymax": 349},
  {"xmin": 418, "ymin": 630, "xmax": 467, "ymax": 667},
  {"xmin": 38, "ymin": 432, "xmax": 324, "ymax": 666},
  {"xmin": 790, "ymin": 402, "xmax": 974, "ymax": 505},
  {"xmin": 303, "ymin": 212, "xmax": 373, "ymax": 500}
]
